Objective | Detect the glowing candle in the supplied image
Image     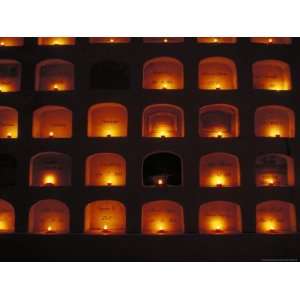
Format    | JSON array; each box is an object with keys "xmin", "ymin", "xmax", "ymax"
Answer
[
  {"xmin": 264, "ymin": 219, "xmax": 278, "ymax": 233},
  {"xmin": 43, "ymin": 174, "xmax": 56, "ymax": 186},
  {"xmin": 215, "ymin": 130, "xmax": 224, "ymax": 138},
  {"xmin": 109, "ymin": 38, "xmax": 115, "ymax": 43},
  {"xmin": 0, "ymin": 41, "xmax": 5, "ymax": 46},
  {"xmin": 210, "ymin": 217, "xmax": 225, "ymax": 234},
  {"xmin": 47, "ymin": 225, "xmax": 54, "ymax": 233},
  {"xmin": 155, "ymin": 176, "xmax": 166, "ymax": 187},
  {"xmin": 268, "ymin": 126, "xmax": 281, "ymax": 138},
  {"xmin": 265, "ymin": 177, "xmax": 275, "ymax": 186},
  {"xmin": 163, "ymin": 38, "xmax": 168, "ymax": 43},
  {"xmin": 157, "ymin": 223, "xmax": 166, "ymax": 234},
  {"xmin": 107, "ymin": 182, "xmax": 112, "ymax": 187},
  {"xmin": 213, "ymin": 174, "xmax": 225, "ymax": 187},
  {"xmin": 0, "ymin": 220, "xmax": 7, "ymax": 231},
  {"xmin": 53, "ymin": 84, "xmax": 59, "ymax": 91},
  {"xmin": 102, "ymin": 224, "xmax": 111, "ymax": 234},
  {"xmin": 213, "ymin": 38, "xmax": 219, "ymax": 43},
  {"xmin": 268, "ymin": 38, "xmax": 273, "ymax": 44},
  {"xmin": 215, "ymin": 83, "xmax": 221, "ymax": 90},
  {"xmin": 49, "ymin": 131, "xmax": 54, "ymax": 138},
  {"xmin": 6, "ymin": 132, "xmax": 12, "ymax": 139}
]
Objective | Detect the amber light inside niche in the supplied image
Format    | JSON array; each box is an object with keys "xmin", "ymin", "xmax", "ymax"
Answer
[
  {"xmin": 142, "ymin": 200, "xmax": 184, "ymax": 235},
  {"xmin": 197, "ymin": 37, "xmax": 237, "ymax": 44},
  {"xmin": 143, "ymin": 37, "xmax": 184, "ymax": 43},
  {"xmin": 38, "ymin": 37, "xmax": 75, "ymax": 46},
  {"xmin": 89, "ymin": 37, "xmax": 130, "ymax": 44},
  {"xmin": 86, "ymin": 153, "xmax": 126, "ymax": 186},
  {"xmin": 142, "ymin": 104, "xmax": 184, "ymax": 138},
  {"xmin": 0, "ymin": 60, "xmax": 21, "ymax": 92},
  {"xmin": 198, "ymin": 57, "xmax": 237, "ymax": 90},
  {"xmin": 255, "ymin": 105, "xmax": 295, "ymax": 138},
  {"xmin": 143, "ymin": 57, "xmax": 184, "ymax": 90},
  {"xmin": 256, "ymin": 200, "xmax": 296, "ymax": 234},
  {"xmin": 199, "ymin": 153, "xmax": 240, "ymax": 187},
  {"xmin": 0, "ymin": 199, "xmax": 15, "ymax": 233},
  {"xmin": 255, "ymin": 154, "xmax": 294, "ymax": 187},
  {"xmin": 84, "ymin": 200, "xmax": 126, "ymax": 235},
  {"xmin": 0, "ymin": 106, "xmax": 18, "ymax": 139},
  {"xmin": 251, "ymin": 37, "xmax": 292, "ymax": 45},
  {"xmin": 28, "ymin": 199, "xmax": 70, "ymax": 234},
  {"xmin": 0, "ymin": 37, "xmax": 23, "ymax": 47},
  {"xmin": 199, "ymin": 201, "xmax": 242, "ymax": 234}
]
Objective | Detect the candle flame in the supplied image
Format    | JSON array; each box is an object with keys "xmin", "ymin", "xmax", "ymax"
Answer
[
  {"xmin": 43, "ymin": 174, "xmax": 56, "ymax": 186},
  {"xmin": 49, "ymin": 131, "xmax": 54, "ymax": 137}
]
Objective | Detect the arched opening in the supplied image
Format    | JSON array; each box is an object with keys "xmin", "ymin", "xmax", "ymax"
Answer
[
  {"xmin": 199, "ymin": 201, "xmax": 242, "ymax": 234},
  {"xmin": 0, "ymin": 154, "xmax": 16, "ymax": 186},
  {"xmin": 0, "ymin": 106, "xmax": 18, "ymax": 139},
  {"xmin": 199, "ymin": 153, "xmax": 240, "ymax": 187},
  {"xmin": 143, "ymin": 57, "xmax": 184, "ymax": 90},
  {"xmin": 252, "ymin": 60, "xmax": 291, "ymax": 91},
  {"xmin": 85, "ymin": 153, "xmax": 126, "ymax": 186},
  {"xmin": 0, "ymin": 59, "xmax": 21, "ymax": 92},
  {"xmin": 89, "ymin": 37, "xmax": 131, "ymax": 44},
  {"xmin": 87, "ymin": 103, "xmax": 128, "ymax": 137},
  {"xmin": 38, "ymin": 37, "xmax": 75, "ymax": 46},
  {"xmin": 251, "ymin": 37, "xmax": 292, "ymax": 45},
  {"xmin": 198, "ymin": 57, "xmax": 237, "ymax": 90},
  {"xmin": 142, "ymin": 104, "xmax": 184, "ymax": 138},
  {"xmin": 143, "ymin": 37, "xmax": 184, "ymax": 43},
  {"xmin": 35, "ymin": 59, "xmax": 74, "ymax": 91},
  {"xmin": 0, "ymin": 37, "xmax": 23, "ymax": 47},
  {"xmin": 28, "ymin": 199, "xmax": 70, "ymax": 234},
  {"xmin": 255, "ymin": 154, "xmax": 294, "ymax": 187},
  {"xmin": 255, "ymin": 106, "xmax": 295, "ymax": 138},
  {"xmin": 84, "ymin": 200, "xmax": 126, "ymax": 234},
  {"xmin": 199, "ymin": 104, "xmax": 239, "ymax": 138},
  {"xmin": 30, "ymin": 152, "xmax": 72, "ymax": 187},
  {"xmin": 90, "ymin": 60, "xmax": 130, "ymax": 89},
  {"xmin": 256, "ymin": 200, "xmax": 296, "ymax": 234},
  {"xmin": 33, "ymin": 106, "xmax": 72, "ymax": 138},
  {"xmin": 0, "ymin": 199, "xmax": 15, "ymax": 233},
  {"xmin": 197, "ymin": 37, "xmax": 237, "ymax": 44},
  {"xmin": 142, "ymin": 200, "xmax": 184, "ymax": 235},
  {"xmin": 143, "ymin": 152, "xmax": 182, "ymax": 187}
]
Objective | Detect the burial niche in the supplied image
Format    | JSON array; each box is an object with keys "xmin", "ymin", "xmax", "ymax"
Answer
[
  {"xmin": 0, "ymin": 106, "xmax": 18, "ymax": 139},
  {"xmin": 0, "ymin": 60, "xmax": 21, "ymax": 92},
  {"xmin": 0, "ymin": 199, "xmax": 15, "ymax": 233}
]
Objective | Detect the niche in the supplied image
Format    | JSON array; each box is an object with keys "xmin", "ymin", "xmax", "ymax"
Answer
[
  {"xmin": 143, "ymin": 37, "xmax": 184, "ymax": 43},
  {"xmin": 0, "ymin": 37, "xmax": 24, "ymax": 47},
  {"xmin": 197, "ymin": 37, "xmax": 237, "ymax": 44},
  {"xmin": 0, "ymin": 106, "xmax": 18, "ymax": 139},
  {"xmin": 38, "ymin": 37, "xmax": 75, "ymax": 46},
  {"xmin": 0, "ymin": 154, "xmax": 16, "ymax": 186},
  {"xmin": 0, "ymin": 199, "xmax": 15, "ymax": 233},
  {"xmin": 89, "ymin": 37, "xmax": 131, "ymax": 43},
  {"xmin": 250, "ymin": 37, "xmax": 292, "ymax": 45},
  {"xmin": 0, "ymin": 60, "xmax": 21, "ymax": 92}
]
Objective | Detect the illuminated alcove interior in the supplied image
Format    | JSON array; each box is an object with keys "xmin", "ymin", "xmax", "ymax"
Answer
[
  {"xmin": 0, "ymin": 106, "xmax": 18, "ymax": 139},
  {"xmin": 255, "ymin": 106, "xmax": 295, "ymax": 138},
  {"xmin": 142, "ymin": 104, "xmax": 184, "ymax": 138},
  {"xmin": 33, "ymin": 106, "xmax": 72, "ymax": 138},
  {"xmin": 256, "ymin": 200, "xmax": 296, "ymax": 234},
  {"xmin": 35, "ymin": 59, "xmax": 74, "ymax": 91},
  {"xmin": 28, "ymin": 199, "xmax": 70, "ymax": 234},
  {"xmin": 198, "ymin": 57, "xmax": 237, "ymax": 90},
  {"xmin": 255, "ymin": 154, "xmax": 294, "ymax": 187},
  {"xmin": 30, "ymin": 152, "xmax": 72, "ymax": 187},
  {"xmin": 199, "ymin": 153, "xmax": 240, "ymax": 187},
  {"xmin": 197, "ymin": 37, "xmax": 237, "ymax": 44},
  {"xmin": 0, "ymin": 199, "xmax": 15, "ymax": 233},
  {"xmin": 142, "ymin": 200, "xmax": 184, "ymax": 235},
  {"xmin": 250, "ymin": 37, "xmax": 292, "ymax": 45},
  {"xmin": 143, "ymin": 57, "xmax": 184, "ymax": 90},
  {"xmin": 0, "ymin": 60, "xmax": 21, "ymax": 92},
  {"xmin": 84, "ymin": 200, "xmax": 126, "ymax": 234},
  {"xmin": 0, "ymin": 37, "xmax": 24, "ymax": 47},
  {"xmin": 199, "ymin": 104, "xmax": 239, "ymax": 138},
  {"xmin": 88, "ymin": 103, "xmax": 127, "ymax": 137},
  {"xmin": 143, "ymin": 37, "xmax": 184, "ymax": 43},
  {"xmin": 252, "ymin": 60, "xmax": 291, "ymax": 90},
  {"xmin": 38, "ymin": 37, "xmax": 76, "ymax": 46},
  {"xmin": 199, "ymin": 201, "xmax": 242, "ymax": 234},
  {"xmin": 85, "ymin": 153, "xmax": 126, "ymax": 186},
  {"xmin": 0, "ymin": 154, "xmax": 16, "ymax": 186},
  {"xmin": 143, "ymin": 152, "xmax": 182, "ymax": 186},
  {"xmin": 89, "ymin": 37, "xmax": 131, "ymax": 44}
]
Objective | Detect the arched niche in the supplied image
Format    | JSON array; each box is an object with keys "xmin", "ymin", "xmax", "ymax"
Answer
[
  {"xmin": 35, "ymin": 59, "xmax": 74, "ymax": 91},
  {"xmin": 255, "ymin": 105, "xmax": 295, "ymax": 138},
  {"xmin": 255, "ymin": 154, "xmax": 294, "ymax": 187},
  {"xmin": 142, "ymin": 104, "xmax": 184, "ymax": 138},
  {"xmin": 197, "ymin": 37, "xmax": 237, "ymax": 44},
  {"xmin": 87, "ymin": 103, "xmax": 128, "ymax": 137},
  {"xmin": 90, "ymin": 60, "xmax": 130, "ymax": 89},
  {"xmin": 0, "ymin": 154, "xmax": 16, "ymax": 186},
  {"xmin": 198, "ymin": 57, "xmax": 237, "ymax": 90},
  {"xmin": 0, "ymin": 37, "xmax": 24, "ymax": 47},
  {"xmin": 33, "ymin": 106, "xmax": 72, "ymax": 138},
  {"xmin": 84, "ymin": 200, "xmax": 126, "ymax": 234},
  {"xmin": 89, "ymin": 37, "xmax": 131, "ymax": 44},
  {"xmin": 0, "ymin": 199, "xmax": 15, "ymax": 233},
  {"xmin": 28, "ymin": 199, "xmax": 70, "ymax": 234},
  {"xmin": 199, "ymin": 104, "xmax": 239, "ymax": 138},
  {"xmin": 199, "ymin": 153, "xmax": 240, "ymax": 187},
  {"xmin": 30, "ymin": 152, "xmax": 72, "ymax": 187},
  {"xmin": 142, "ymin": 200, "xmax": 184, "ymax": 235},
  {"xmin": 143, "ymin": 152, "xmax": 182, "ymax": 187},
  {"xmin": 199, "ymin": 201, "xmax": 242, "ymax": 234},
  {"xmin": 38, "ymin": 37, "xmax": 75, "ymax": 46},
  {"xmin": 143, "ymin": 37, "xmax": 184, "ymax": 43},
  {"xmin": 0, "ymin": 106, "xmax": 18, "ymax": 139},
  {"xmin": 143, "ymin": 57, "xmax": 184, "ymax": 90},
  {"xmin": 86, "ymin": 153, "xmax": 126, "ymax": 186},
  {"xmin": 0, "ymin": 59, "xmax": 21, "ymax": 92},
  {"xmin": 251, "ymin": 37, "xmax": 292, "ymax": 45},
  {"xmin": 256, "ymin": 200, "xmax": 296, "ymax": 234},
  {"xmin": 252, "ymin": 60, "xmax": 291, "ymax": 91}
]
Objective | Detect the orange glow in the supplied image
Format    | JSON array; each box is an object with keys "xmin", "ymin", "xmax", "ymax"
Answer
[
  {"xmin": 43, "ymin": 174, "xmax": 57, "ymax": 186},
  {"xmin": 209, "ymin": 216, "xmax": 226, "ymax": 233},
  {"xmin": 0, "ymin": 82, "xmax": 13, "ymax": 93},
  {"xmin": 251, "ymin": 37, "xmax": 291, "ymax": 45},
  {"xmin": 262, "ymin": 219, "xmax": 278, "ymax": 233},
  {"xmin": 153, "ymin": 124, "xmax": 174, "ymax": 138},
  {"xmin": 49, "ymin": 131, "xmax": 54, "ymax": 138},
  {"xmin": 0, "ymin": 219, "xmax": 9, "ymax": 231},
  {"xmin": 268, "ymin": 38, "xmax": 273, "ymax": 44},
  {"xmin": 197, "ymin": 37, "xmax": 237, "ymax": 44},
  {"xmin": 0, "ymin": 200, "xmax": 15, "ymax": 233},
  {"xmin": 6, "ymin": 132, "xmax": 12, "ymax": 138},
  {"xmin": 0, "ymin": 38, "xmax": 23, "ymax": 47},
  {"xmin": 38, "ymin": 37, "xmax": 75, "ymax": 46},
  {"xmin": 268, "ymin": 126, "xmax": 282, "ymax": 138},
  {"xmin": 264, "ymin": 176, "xmax": 276, "ymax": 186},
  {"xmin": 89, "ymin": 37, "xmax": 130, "ymax": 44},
  {"xmin": 211, "ymin": 173, "xmax": 226, "ymax": 187},
  {"xmin": 0, "ymin": 106, "xmax": 18, "ymax": 139},
  {"xmin": 155, "ymin": 176, "xmax": 166, "ymax": 187}
]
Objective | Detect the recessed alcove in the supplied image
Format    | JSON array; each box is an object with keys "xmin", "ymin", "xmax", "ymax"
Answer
[
  {"xmin": 89, "ymin": 37, "xmax": 130, "ymax": 43},
  {"xmin": 0, "ymin": 60, "xmax": 21, "ymax": 92},
  {"xmin": 0, "ymin": 37, "xmax": 24, "ymax": 47},
  {"xmin": 38, "ymin": 37, "xmax": 75, "ymax": 46},
  {"xmin": 251, "ymin": 37, "xmax": 292, "ymax": 45},
  {"xmin": 197, "ymin": 37, "xmax": 237, "ymax": 44},
  {"xmin": 0, "ymin": 106, "xmax": 18, "ymax": 139},
  {"xmin": 0, "ymin": 199, "xmax": 15, "ymax": 233},
  {"xmin": 143, "ymin": 37, "xmax": 184, "ymax": 43},
  {"xmin": 0, "ymin": 154, "xmax": 16, "ymax": 186}
]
